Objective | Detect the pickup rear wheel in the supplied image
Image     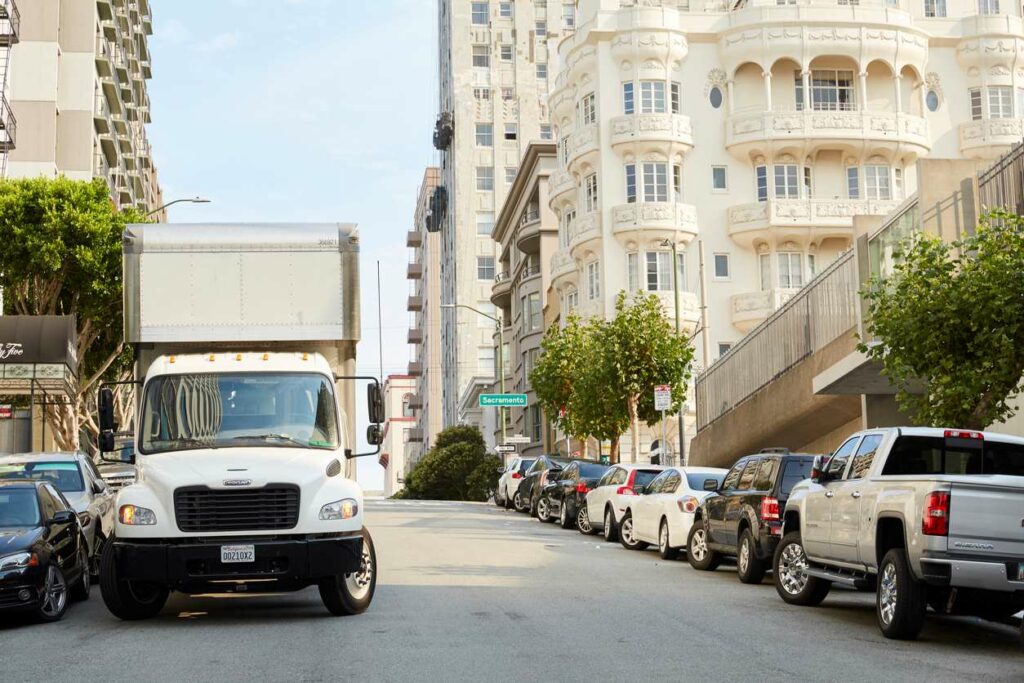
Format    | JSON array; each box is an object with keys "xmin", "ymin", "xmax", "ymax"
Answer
[
  {"xmin": 736, "ymin": 529, "xmax": 767, "ymax": 584},
  {"xmin": 687, "ymin": 521, "xmax": 721, "ymax": 571},
  {"xmin": 320, "ymin": 528, "xmax": 376, "ymax": 616},
  {"xmin": 99, "ymin": 539, "xmax": 169, "ymax": 620},
  {"xmin": 773, "ymin": 532, "xmax": 829, "ymax": 606},
  {"xmin": 877, "ymin": 548, "xmax": 926, "ymax": 640}
]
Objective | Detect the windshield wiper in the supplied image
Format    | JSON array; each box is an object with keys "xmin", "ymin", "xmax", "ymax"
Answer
[{"xmin": 231, "ymin": 434, "xmax": 308, "ymax": 447}]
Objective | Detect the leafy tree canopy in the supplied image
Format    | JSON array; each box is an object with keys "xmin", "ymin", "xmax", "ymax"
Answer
[{"xmin": 398, "ymin": 425, "xmax": 500, "ymax": 501}]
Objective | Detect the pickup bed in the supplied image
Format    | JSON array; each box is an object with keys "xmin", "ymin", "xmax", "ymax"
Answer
[{"xmin": 774, "ymin": 427, "xmax": 1024, "ymax": 642}]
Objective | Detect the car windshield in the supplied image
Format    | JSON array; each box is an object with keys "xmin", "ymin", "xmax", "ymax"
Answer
[
  {"xmin": 579, "ymin": 462, "xmax": 608, "ymax": 478},
  {"xmin": 0, "ymin": 462, "xmax": 84, "ymax": 492},
  {"xmin": 0, "ymin": 489, "xmax": 40, "ymax": 527},
  {"xmin": 140, "ymin": 372, "xmax": 341, "ymax": 455},
  {"xmin": 780, "ymin": 459, "xmax": 814, "ymax": 496},
  {"xmin": 632, "ymin": 469, "xmax": 660, "ymax": 487}
]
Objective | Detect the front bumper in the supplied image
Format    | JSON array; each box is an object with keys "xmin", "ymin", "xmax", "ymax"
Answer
[
  {"xmin": 0, "ymin": 568, "xmax": 43, "ymax": 611},
  {"xmin": 111, "ymin": 533, "xmax": 364, "ymax": 588},
  {"xmin": 920, "ymin": 556, "xmax": 1024, "ymax": 592}
]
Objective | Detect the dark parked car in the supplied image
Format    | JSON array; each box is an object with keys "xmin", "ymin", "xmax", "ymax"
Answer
[
  {"xmin": 0, "ymin": 480, "xmax": 91, "ymax": 622},
  {"xmin": 688, "ymin": 449, "xmax": 816, "ymax": 584},
  {"xmin": 536, "ymin": 460, "xmax": 610, "ymax": 530},
  {"xmin": 515, "ymin": 455, "xmax": 571, "ymax": 516}
]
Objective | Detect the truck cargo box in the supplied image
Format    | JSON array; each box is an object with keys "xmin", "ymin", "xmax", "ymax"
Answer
[{"xmin": 123, "ymin": 223, "xmax": 360, "ymax": 344}]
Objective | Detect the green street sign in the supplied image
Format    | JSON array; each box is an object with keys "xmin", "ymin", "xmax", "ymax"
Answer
[
  {"xmin": 479, "ymin": 393, "xmax": 528, "ymax": 408},
  {"xmin": 599, "ymin": 455, "xmax": 610, "ymax": 465}
]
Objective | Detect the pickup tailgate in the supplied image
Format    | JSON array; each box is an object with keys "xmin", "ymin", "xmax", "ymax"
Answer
[{"xmin": 948, "ymin": 479, "xmax": 1024, "ymax": 557}]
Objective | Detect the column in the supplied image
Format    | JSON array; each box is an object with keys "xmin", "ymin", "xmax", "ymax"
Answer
[
  {"xmin": 858, "ymin": 71, "xmax": 868, "ymax": 111},
  {"xmin": 763, "ymin": 71, "xmax": 773, "ymax": 111},
  {"xmin": 893, "ymin": 75, "xmax": 902, "ymax": 113},
  {"xmin": 801, "ymin": 69, "xmax": 811, "ymax": 111},
  {"xmin": 726, "ymin": 80, "xmax": 735, "ymax": 115}
]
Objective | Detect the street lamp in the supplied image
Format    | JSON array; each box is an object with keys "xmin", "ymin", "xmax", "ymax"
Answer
[
  {"xmin": 145, "ymin": 196, "xmax": 211, "ymax": 218},
  {"xmin": 440, "ymin": 303, "xmax": 507, "ymax": 443},
  {"xmin": 661, "ymin": 238, "xmax": 685, "ymax": 466}
]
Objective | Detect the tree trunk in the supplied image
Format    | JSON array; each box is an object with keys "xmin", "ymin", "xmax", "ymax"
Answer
[
  {"xmin": 628, "ymin": 395, "xmax": 640, "ymax": 464},
  {"xmin": 609, "ymin": 435, "xmax": 620, "ymax": 464}
]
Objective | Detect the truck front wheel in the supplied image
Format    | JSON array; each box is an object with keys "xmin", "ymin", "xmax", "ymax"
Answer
[
  {"xmin": 99, "ymin": 540, "xmax": 169, "ymax": 620},
  {"xmin": 877, "ymin": 548, "xmax": 926, "ymax": 640},
  {"xmin": 773, "ymin": 532, "xmax": 830, "ymax": 606},
  {"xmin": 319, "ymin": 528, "xmax": 376, "ymax": 616}
]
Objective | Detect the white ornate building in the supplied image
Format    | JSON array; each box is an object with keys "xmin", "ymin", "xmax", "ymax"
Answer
[{"xmin": 544, "ymin": 0, "xmax": 1024, "ymax": 457}]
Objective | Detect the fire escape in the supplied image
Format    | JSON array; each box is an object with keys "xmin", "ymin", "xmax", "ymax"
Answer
[{"xmin": 0, "ymin": 0, "xmax": 20, "ymax": 178}]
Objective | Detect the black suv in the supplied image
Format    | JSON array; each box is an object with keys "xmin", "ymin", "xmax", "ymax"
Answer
[
  {"xmin": 687, "ymin": 449, "xmax": 816, "ymax": 584},
  {"xmin": 515, "ymin": 455, "xmax": 571, "ymax": 516},
  {"xmin": 537, "ymin": 460, "xmax": 609, "ymax": 530}
]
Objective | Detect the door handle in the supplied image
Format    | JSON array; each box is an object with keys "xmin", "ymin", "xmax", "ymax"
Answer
[
  {"xmin": 851, "ymin": 491, "xmax": 861, "ymax": 499},
  {"xmin": 824, "ymin": 491, "xmax": 835, "ymax": 498}
]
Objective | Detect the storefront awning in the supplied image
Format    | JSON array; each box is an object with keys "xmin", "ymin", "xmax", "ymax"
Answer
[{"xmin": 0, "ymin": 315, "xmax": 78, "ymax": 398}]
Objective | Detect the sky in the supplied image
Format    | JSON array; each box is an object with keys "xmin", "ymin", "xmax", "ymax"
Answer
[{"xmin": 147, "ymin": 0, "xmax": 438, "ymax": 489}]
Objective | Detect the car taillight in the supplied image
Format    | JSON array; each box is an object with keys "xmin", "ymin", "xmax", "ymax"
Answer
[
  {"xmin": 677, "ymin": 496, "xmax": 698, "ymax": 513},
  {"xmin": 944, "ymin": 429, "xmax": 983, "ymax": 440},
  {"xmin": 759, "ymin": 497, "xmax": 780, "ymax": 522},
  {"xmin": 922, "ymin": 491, "xmax": 950, "ymax": 536},
  {"xmin": 511, "ymin": 472, "xmax": 521, "ymax": 479},
  {"xmin": 616, "ymin": 486, "xmax": 635, "ymax": 496},
  {"xmin": 575, "ymin": 482, "xmax": 589, "ymax": 494}
]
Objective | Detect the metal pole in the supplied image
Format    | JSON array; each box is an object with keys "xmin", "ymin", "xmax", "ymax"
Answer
[
  {"xmin": 671, "ymin": 245, "xmax": 685, "ymax": 468},
  {"xmin": 698, "ymin": 240, "xmax": 711, "ymax": 369},
  {"xmin": 377, "ymin": 261, "xmax": 383, "ymax": 384},
  {"xmin": 497, "ymin": 319, "xmax": 506, "ymax": 443},
  {"xmin": 661, "ymin": 407, "xmax": 667, "ymax": 467}
]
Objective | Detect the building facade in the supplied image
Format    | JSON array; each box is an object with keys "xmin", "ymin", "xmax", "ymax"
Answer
[
  {"xmin": 8, "ymin": 0, "xmax": 162, "ymax": 214},
  {"xmin": 544, "ymin": 0, "xmax": 1024, "ymax": 458},
  {"xmin": 406, "ymin": 167, "xmax": 442, "ymax": 473},
  {"xmin": 435, "ymin": 0, "xmax": 577, "ymax": 436},
  {"xmin": 381, "ymin": 375, "xmax": 417, "ymax": 498},
  {"xmin": 0, "ymin": 1, "xmax": 19, "ymax": 178}
]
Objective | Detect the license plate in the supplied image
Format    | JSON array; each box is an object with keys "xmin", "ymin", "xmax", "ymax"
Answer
[
  {"xmin": 1017, "ymin": 563, "xmax": 1024, "ymax": 581},
  {"xmin": 220, "ymin": 545, "xmax": 255, "ymax": 563}
]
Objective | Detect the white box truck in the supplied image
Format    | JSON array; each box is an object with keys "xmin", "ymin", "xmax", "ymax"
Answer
[{"xmin": 95, "ymin": 223, "xmax": 384, "ymax": 620}]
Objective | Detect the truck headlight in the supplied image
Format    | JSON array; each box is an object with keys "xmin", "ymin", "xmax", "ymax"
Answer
[
  {"xmin": 119, "ymin": 504, "xmax": 157, "ymax": 525},
  {"xmin": 0, "ymin": 552, "xmax": 38, "ymax": 572},
  {"xmin": 319, "ymin": 498, "xmax": 358, "ymax": 521}
]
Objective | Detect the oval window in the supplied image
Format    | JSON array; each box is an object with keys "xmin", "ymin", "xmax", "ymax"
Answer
[
  {"xmin": 926, "ymin": 90, "xmax": 939, "ymax": 112},
  {"xmin": 709, "ymin": 86, "xmax": 723, "ymax": 109}
]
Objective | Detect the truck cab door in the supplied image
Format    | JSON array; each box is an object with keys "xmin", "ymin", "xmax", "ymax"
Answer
[
  {"xmin": 803, "ymin": 436, "xmax": 860, "ymax": 560},
  {"xmin": 830, "ymin": 434, "xmax": 883, "ymax": 566}
]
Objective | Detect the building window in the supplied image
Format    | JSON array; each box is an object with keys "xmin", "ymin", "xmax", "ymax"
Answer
[
  {"xmin": 586, "ymin": 261, "xmax": 601, "ymax": 300},
  {"xmin": 579, "ymin": 93, "xmax": 596, "ymax": 125},
  {"xmin": 501, "ymin": 87, "xmax": 515, "ymax": 101},
  {"xmin": 623, "ymin": 82, "xmax": 635, "ymax": 115},
  {"xmin": 627, "ymin": 251, "xmax": 675, "ymax": 292},
  {"xmin": 477, "ymin": 256, "xmax": 495, "ymax": 280},
  {"xmin": 810, "ymin": 70, "xmax": 855, "ymax": 111},
  {"xmin": 794, "ymin": 72, "xmax": 804, "ymax": 111},
  {"xmin": 562, "ymin": 2, "xmax": 576, "ymax": 28},
  {"xmin": 978, "ymin": 0, "xmax": 998, "ymax": 13},
  {"xmin": 402, "ymin": 393, "xmax": 414, "ymax": 417},
  {"xmin": 584, "ymin": 173, "xmax": 599, "ymax": 212},
  {"xmin": 472, "ymin": 45, "xmax": 490, "ymax": 68},
  {"xmin": 535, "ymin": 21, "xmax": 547, "ymax": 37},
  {"xmin": 713, "ymin": 253, "xmax": 730, "ymax": 279},
  {"xmin": 755, "ymin": 166, "xmax": 768, "ymax": 202},
  {"xmin": 989, "ymin": 86, "xmax": 1013, "ymax": 118},
  {"xmin": 864, "ymin": 165, "xmax": 892, "ymax": 200},
  {"xmin": 565, "ymin": 288, "xmax": 579, "ymax": 313},
  {"xmin": 527, "ymin": 405, "xmax": 542, "ymax": 443},
  {"xmin": 471, "ymin": 2, "xmax": 489, "ymax": 25},
  {"xmin": 499, "ymin": 2, "xmax": 513, "ymax": 18},
  {"xmin": 893, "ymin": 167, "xmax": 904, "ymax": 200},
  {"xmin": 712, "ymin": 166, "xmax": 727, "ymax": 191},
  {"xmin": 926, "ymin": 90, "xmax": 940, "ymax": 111},
  {"xmin": 778, "ymin": 252, "xmax": 803, "ymax": 289},
  {"xmin": 536, "ymin": 63, "xmax": 548, "ymax": 80},
  {"xmin": 500, "ymin": 44, "xmax": 513, "ymax": 61},
  {"xmin": 924, "ymin": 0, "xmax": 946, "ymax": 15},
  {"xmin": 773, "ymin": 165, "xmax": 800, "ymax": 199},
  {"xmin": 559, "ymin": 207, "xmax": 575, "ymax": 248},
  {"xmin": 718, "ymin": 343, "xmax": 733, "ymax": 358},
  {"xmin": 475, "ymin": 123, "xmax": 493, "ymax": 147},
  {"xmin": 846, "ymin": 166, "xmax": 860, "ymax": 199},
  {"xmin": 558, "ymin": 136, "xmax": 570, "ymax": 165},
  {"xmin": 540, "ymin": 124, "xmax": 553, "ymax": 140},
  {"xmin": 640, "ymin": 81, "xmax": 667, "ymax": 114},
  {"xmin": 476, "ymin": 212, "xmax": 495, "ymax": 235},
  {"xmin": 969, "ymin": 88, "xmax": 983, "ymax": 120},
  {"xmin": 476, "ymin": 166, "xmax": 494, "ymax": 191},
  {"xmin": 642, "ymin": 163, "xmax": 669, "ymax": 202},
  {"xmin": 672, "ymin": 164, "xmax": 683, "ymax": 199},
  {"xmin": 759, "ymin": 253, "xmax": 771, "ymax": 291},
  {"xmin": 808, "ymin": 253, "xmax": 816, "ymax": 277},
  {"xmin": 670, "ymin": 82, "xmax": 681, "ymax": 114},
  {"xmin": 478, "ymin": 347, "xmax": 495, "ymax": 373},
  {"xmin": 524, "ymin": 293, "xmax": 541, "ymax": 332},
  {"xmin": 474, "ymin": 87, "xmax": 491, "ymax": 100},
  {"xmin": 803, "ymin": 167, "xmax": 813, "ymax": 198},
  {"xmin": 625, "ymin": 164, "xmax": 637, "ymax": 203},
  {"xmin": 505, "ymin": 167, "xmax": 517, "ymax": 184},
  {"xmin": 709, "ymin": 86, "xmax": 723, "ymax": 109},
  {"xmin": 504, "ymin": 123, "xmax": 518, "ymax": 141}
]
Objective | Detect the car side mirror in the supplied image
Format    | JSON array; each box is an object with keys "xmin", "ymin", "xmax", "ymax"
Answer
[
  {"xmin": 50, "ymin": 510, "xmax": 76, "ymax": 526},
  {"xmin": 92, "ymin": 479, "xmax": 108, "ymax": 494},
  {"xmin": 703, "ymin": 478, "xmax": 719, "ymax": 492},
  {"xmin": 811, "ymin": 455, "xmax": 827, "ymax": 483},
  {"xmin": 367, "ymin": 383, "xmax": 385, "ymax": 425}
]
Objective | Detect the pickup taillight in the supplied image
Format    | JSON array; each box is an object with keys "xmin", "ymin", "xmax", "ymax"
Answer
[
  {"xmin": 922, "ymin": 491, "xmax": 950, "ymax": 536},
  {"xmin": 759, "ymin": 496, "xmax": 780, "ymax": 522}
]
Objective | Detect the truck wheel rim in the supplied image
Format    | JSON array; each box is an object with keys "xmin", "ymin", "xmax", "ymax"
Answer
[
  {"xmin": 779, "ymin": 542, "xmax": 809, "ymax": 594},
  {"xmin": 879, "ymin": 563, "xmax": 898, "ymax": 625},
  {"xmin": 41, "ymin": 566, "xmax": 67, "ymax": 617},
  {"xmin": 739, "ymin": 539, "xmax": 750, "ymax": 574},
  {"xmin": 621, "ymin": 518, "xmax": 634, "ymax": 544},
  {"xmin": 345, "ymin": 545, "xmax": 374, "ymax": 600},
  {"xmin": 691, "ymin": 529, "xmax": 707, "ymax": 561},
  {"xmin": 577, "ymin": 507, "xmax": 590, "ymax": 533}
]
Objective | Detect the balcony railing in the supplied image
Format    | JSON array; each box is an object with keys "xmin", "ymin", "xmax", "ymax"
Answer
[
  {"xmin": 979, "ymin": 140, "xmax": 1024, "ymax": 216},
  {"xmin": 695, "ymin": 250, "xmax": 858, "ymax": 431},
  {"xmin": 0, "ymin": 0, "xmax": 19, "ymax": 45},
  {"xmin": 0, "ymin": 93, "xmax": 16, "ymax": 151}
]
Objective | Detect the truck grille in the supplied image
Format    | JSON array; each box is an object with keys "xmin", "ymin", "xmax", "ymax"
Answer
[{"xmin": 173, "ymin": 485, "xmax": 300, "ymax": 533}]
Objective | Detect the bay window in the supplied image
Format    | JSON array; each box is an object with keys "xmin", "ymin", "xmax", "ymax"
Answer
[
  {"xmin": 863, "ymin": 165, "xmax": 892, "ymax": 200},
  {"xmin": 623, "ymin": 82, "xmax": 635, "ymax": 115},
  {"xmin": 846, "ymin": 166, "xmax": 860, "ymax": 199},
  {"xmin": 641, "ymin": 81, "xmax": 666, "ymax": 114},
  {"xmin": 969, "ymin": 88, "xmax": 983, "ymax": 121},
  {"xmin": 774, "ymin": 165, "xmax": 800, "ymax": 199},
  {"xmin": 756, "ymin": 166, "xmax": 768, "ymax": 202},
  {"xmin": 625, "ymin": 164, "xmax": 637, "ymax": 203},
  {"xmin": 810, "ymin": 70, "xmax": 855, "ymax": 111},
  {"xmin": 759, "ymin": 253, "xmax": 771, "ymax": 291},
  {"xmin": 586, "ymin": 261, "xmax": 601, "ymax": 300},
  {"xmin": 672, "ymin": 164, "xmax": 683, "ymax": 199},
  {"xmin": 777, "ymin": 252, "xmax": 804, "ymax": 289},
  {"xmin": 643, "ymin": 163, "xmax": 669, "ymax": 202},
  {"xmin": 584, "ymin": 173, "xmax": 599, "ymax": 212},
  {"xmin": 989, "ymin": 86, "xmax": 1013, "ymax": 118},
  {"xmin": 579, "ymin": 93, "xmax": 596, "ymax": 125},
  {"xmin": 627, "ymin": 251, "xmax": 684, "ymax": 292},
  {"xmin": 559, "ymin": 207, "xmax": 575, "ymax": 248}
]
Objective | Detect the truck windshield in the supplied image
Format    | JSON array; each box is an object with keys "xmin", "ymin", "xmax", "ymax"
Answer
[{"xmin": 139, "ymin": 373, "xmax": 340, "ymax": 455}]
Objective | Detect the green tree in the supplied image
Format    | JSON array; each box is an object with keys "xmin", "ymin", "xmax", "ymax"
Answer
[
  {"xmin": 529, "ymin": 313, "xmax": 593, "ymax": 453},
  {"xmin": 400, "ymin": 425, "xmax": 500, "ymax": 501},
  {"xmin": 0, "ymin": 177, "xmax": 147, "ymax": 450},
  {"xmin": 859, "ymin": 209, "xmax": 1024, "ymax": 429}
]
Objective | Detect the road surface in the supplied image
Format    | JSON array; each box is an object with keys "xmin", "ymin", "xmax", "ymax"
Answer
[{"xmin": 2, "ymin": 500, "xmax": 1020, "ymax": 681}]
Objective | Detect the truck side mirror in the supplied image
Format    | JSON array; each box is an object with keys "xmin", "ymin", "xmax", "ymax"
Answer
[
  {"xmin": 99, "ymin": 431, "xmax": 116, "ymax": 454},
  {"xmin": 810, "ymin": 455, "xmax": 826, "ymax": 483},
  {"xmin": 99, "ymin": 387, "xmax": 117, "ymax": 433},
  {"xmin": 366, "ymin": 424, "xmax": 383, "ymax": 446},
  {"xmin": 367, "ymin": 383, "xmax": 384, "ymax": 425}
]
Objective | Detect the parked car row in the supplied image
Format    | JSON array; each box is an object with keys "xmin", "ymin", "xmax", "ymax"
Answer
[
  {"xmin": 496, "ymin": 427, "xmax": 1024, "ymax": 647},
  {"xmin": 0, "ymin": 451, "xmax": 122, "ymax": 623}
]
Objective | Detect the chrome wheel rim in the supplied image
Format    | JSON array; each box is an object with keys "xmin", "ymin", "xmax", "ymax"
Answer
[
  {"xmin": 879, "ymin": 563, "xmax": 898, "ymax": 625},
  {"xmin": 538, "ymin": 498, "xmax": 549, "ymax": 519},
  {"xmin": 779, "ymin": 542, "xmax": 810, "ymax": 595},
  {"xmin": 40, "ymin": 565, "xmax": 67, "ymax": 617},
  {"xmin": 739, "ymin": 538, "xmax": 750, "ymax": 574},
  {"xmin": 690, "ymin": 528, "xmax": 708, "ymax": 561},
  {"xmin": 344, "ymin": 544, "xmax": 374, "ymax": 600},
  {"xmin": 578, "ymin": 507, "xmax": 591, "ymax": 533},
  {"xmin": 621, "ymin": 517, "xmax": 634, "ymax": 545},
  {"xmin": 660, "ymin": 524, "xmax": 669, "ymax": 553}
]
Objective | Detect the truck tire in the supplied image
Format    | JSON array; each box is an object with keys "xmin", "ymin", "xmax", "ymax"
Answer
[
  {"xmin": 877, "ymin": 548, "xmax": 927, "ymax": 640},
  {"xmin": 99, "ymin": 539, "xmax": 169, "ymax": 620},
  {"xmin": 319, "ymin": 528, "xmax": 376, "ymax": 616},
  {"xmin": 736, "ymin": 528, "xmax": 767, "ymax": 584},
  {"xmin": 773, "ymin": 532, "xmax": 830, "ymax": 606},
  {"xmin": 687, "ymin": 521, "xmax": 721, "ymax": 571}
]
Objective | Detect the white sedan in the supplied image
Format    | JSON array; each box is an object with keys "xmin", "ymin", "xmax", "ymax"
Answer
[{"xmin": 618, "ymin": 466, "xmax": 728, "ymax": 558}]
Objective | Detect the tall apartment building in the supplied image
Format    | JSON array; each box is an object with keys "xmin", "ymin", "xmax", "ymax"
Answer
[
  {"xmin": 545, "ymin": 0, "xmax": 1024, "ymax": 458},
  {"xmin": 406, "ymin": 167, "xmax": 442, "ymax": 472},
  {"xmin": 0, "ymin": 1, "xmax": 19, "ymax": 178},
  {"xmin": 435, "ymin": 0, "xmax": 577, "ymax": 439},
  {"xmin": 8, "ymin": 0, "xmax": 162, "ymax": 215}
]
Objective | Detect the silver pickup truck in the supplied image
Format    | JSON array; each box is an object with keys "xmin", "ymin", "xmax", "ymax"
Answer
[{"xmin": 774, "ymin": 427, "xmax": 1024, "ymax": 643}]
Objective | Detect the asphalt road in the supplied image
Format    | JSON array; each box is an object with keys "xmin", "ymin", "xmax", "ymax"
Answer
[{"xmin": 2, "ymin": 500, "xmax": 1021, "ymax": 682}]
